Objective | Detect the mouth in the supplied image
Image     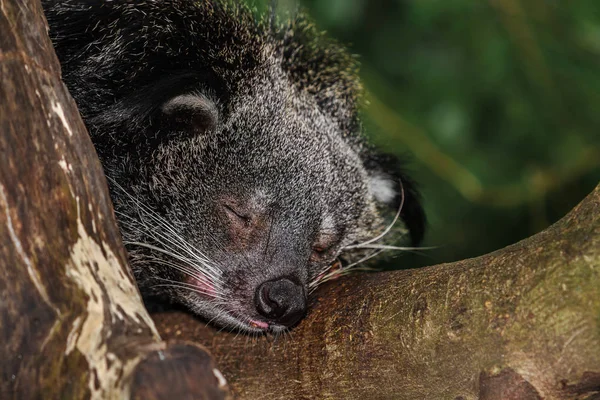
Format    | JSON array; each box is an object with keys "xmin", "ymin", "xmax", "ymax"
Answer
[
  {"xmin": 248, "ymin": 319, "xmax": 269, "ymax": 330},
  {"xmin": 185, "ymin": 290, "xmax": 276, "ymax": 333},
  {"xmin": 184, "ymin": 279, "xmax": 293, "ymax": 333},
  {"xmin": 231, "ymin": 312, "xmax": 290, "ymax": 333},
  {"xmin": 217, "ymin": 310, "xmax": 291, "ymax": 334},
  {"xmin": 219, "ymin": 311, "xmax": 281, "ymax": 333}
]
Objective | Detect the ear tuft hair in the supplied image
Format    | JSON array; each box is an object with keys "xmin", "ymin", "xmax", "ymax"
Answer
[{"xmin": 368, "ymin": 173, "xmax": 398, "ymax": 205}]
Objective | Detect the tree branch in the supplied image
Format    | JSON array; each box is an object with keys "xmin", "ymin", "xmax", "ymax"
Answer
[{"xmin": 0, "ymin": 1, "xmax": 227, "ymax": 398}]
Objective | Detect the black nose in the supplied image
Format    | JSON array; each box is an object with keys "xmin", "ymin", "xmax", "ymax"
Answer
[{"xmin": 255, "ymin": 278, "xmax": 306, "ymax": 327}]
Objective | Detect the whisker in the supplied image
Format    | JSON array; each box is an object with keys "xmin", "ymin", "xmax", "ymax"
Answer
[
  {"xmin": 342, "ymin": 249, "xmax": 384, "ymax": 270},
  {"xmin": 116, "ymin": 205, "xmax": 219, "ymax": 273},
  {"xmin": 108, "ymin": 182, "xmax": 226, "ymax": 285},
  {"xmin": 139, "ymin": 255, "xmax": 219, "ymax": 287},
  {"xmin": 151, "ymin": 283, "xmax": 223, "ymax": 299},
  {"xmin": 122, "ymin": 220, "xmax": 224, "ymax": 283},
  {"xmin": 310, "ymin": 249, "xmax": 383, "ymax": 292},
  {"xmin": 344, "ymin": 178, "xmax": 406, "ymax": 250},
  {"xmin": 150, "ymin": 277, "xmax": 223, "ymax": 299},
  {"xmin": 124, "ymin": 240, "xmax": 225, "ymax": 285},
  {"xmin": 108, "ymin": 177, "xmax": 221, "ymax": 273},
  {"xmin": 156, "ymin": 281, "xmax": 224, "ymax": 301},
  {"xmin": 349, "ymin": 244, "xmax": 437, "ymax": 251}
]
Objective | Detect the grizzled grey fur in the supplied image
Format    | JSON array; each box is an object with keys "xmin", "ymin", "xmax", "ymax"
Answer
[{"xmin": 43, "ymin": 0, "xmax": 425, "ymax": 332}]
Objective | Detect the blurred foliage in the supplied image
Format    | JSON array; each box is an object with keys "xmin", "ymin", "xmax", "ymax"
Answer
[{"xmin": 248, "ymin": 0, "xmax": 600, "ymax": 267}]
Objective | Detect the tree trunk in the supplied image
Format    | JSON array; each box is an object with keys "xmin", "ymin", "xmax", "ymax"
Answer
[
  {"xmin": 0, "ymin": 1, "xmax": 227, "ymax": 399},
  {"xmin": 154, "ymin": 185, "xmax": 600, "ymax": 400}
]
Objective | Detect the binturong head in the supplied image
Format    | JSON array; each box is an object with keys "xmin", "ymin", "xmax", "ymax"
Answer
[{"xmin": 43, "ymin": 0, "xmax": 426, "ymax": 333}]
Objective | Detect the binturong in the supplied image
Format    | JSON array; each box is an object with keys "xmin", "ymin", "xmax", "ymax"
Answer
[{"xmin": 42, "ymin": 0, "xmax": 426, "ymax": 333}]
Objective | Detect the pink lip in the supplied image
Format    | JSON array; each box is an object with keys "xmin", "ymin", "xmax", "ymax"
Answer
[{"xmin": 248, "ymin": 319, "xmax": 269, "ymax": 330}]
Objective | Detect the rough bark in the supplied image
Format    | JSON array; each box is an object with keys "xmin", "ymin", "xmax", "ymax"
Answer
[
  {"xmin": 0, "ymin": 1, "xmax": 227, "ymax": 399},
  {"xmin": 155, "ymin": 185, "xmax": 600, "ymax": 400}
]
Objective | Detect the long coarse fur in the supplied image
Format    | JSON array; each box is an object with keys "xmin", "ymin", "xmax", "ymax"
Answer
[{"xmin": 43, "ymin": 0, "xmax": 426, "ymax": 332}]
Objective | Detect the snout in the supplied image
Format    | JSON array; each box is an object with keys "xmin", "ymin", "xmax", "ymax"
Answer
[{"xmin": 254, "ymin": 277, "xmax": 306, "ymax": 327}]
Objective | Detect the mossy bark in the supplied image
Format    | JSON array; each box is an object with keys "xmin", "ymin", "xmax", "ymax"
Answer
[
  {"xmin": 0, "ymin": 1, "xmax": 227, "ymax": 399},
  {"xmin": 154, "ymin": 186, "xmax": 600, "ymax": 399}
]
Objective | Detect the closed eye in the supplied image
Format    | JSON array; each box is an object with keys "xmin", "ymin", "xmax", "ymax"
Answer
[
  {"xmin": 312, "ymin": 245, "xmax": 329, "ymax": 255},
  {"xmin": 223, "ymin": 204, "xmax": 251, "ymax": 225},
  {"xmin": 313, "ymin": 245, "xmax": 327, "ymax": 253},
  {"xmin": 310, "ymin": 232, "xmax": 340, "ymax": 261}
]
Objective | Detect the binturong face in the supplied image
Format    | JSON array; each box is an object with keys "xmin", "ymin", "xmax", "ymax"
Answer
[
  {"xmin": 98, "ymin": 66, "xmax": 425, "ymax": 334},
  {"xmin": 43, "ymin": 0, "xmax": 425, "ymax": 333}
]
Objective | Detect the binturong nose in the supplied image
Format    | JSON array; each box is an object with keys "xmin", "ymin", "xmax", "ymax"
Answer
[{"xmin": 254, "ymin": 277, "xmax": 307, "ymax": 327}]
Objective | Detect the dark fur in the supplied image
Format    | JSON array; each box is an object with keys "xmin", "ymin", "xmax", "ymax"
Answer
[{"xmin": 43, "ymin": 0, "xmax": 425, "ymax": 332}]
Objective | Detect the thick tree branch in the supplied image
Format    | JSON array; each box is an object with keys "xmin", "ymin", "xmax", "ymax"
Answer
[
  {"xmin": 0, "ymin": 1, "xmax": 227, "ymax": 398},
  {"xmin": 155, "ymin": 185, "xmax": 600, "ymax": 399}
]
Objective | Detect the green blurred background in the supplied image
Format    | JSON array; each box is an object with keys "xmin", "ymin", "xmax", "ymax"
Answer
[{"xmin": 250, "ymin": 0, "xmax": 600, "ymax": 268}]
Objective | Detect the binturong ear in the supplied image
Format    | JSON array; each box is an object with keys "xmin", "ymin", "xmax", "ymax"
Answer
[
  {"xmin": 363, "ymin": 152, "xmax": 426, "ymax": 246},
  {"xmin": 159, "ymin": 93, "xmax": 219, "ymax": 136},
  {"xmin": 89, "ymin": 76, "xmax": 222, "ymax": 155}
]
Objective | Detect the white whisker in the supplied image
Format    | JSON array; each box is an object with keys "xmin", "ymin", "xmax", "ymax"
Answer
[
  {"xmin": 109, "ymin": 177, "xmax": 218, "ymax": 265},
  {"xmin": 151, "ymin": 277, "xmax": 225, "ymax": 300},
  {"xmin": 350, "ymin": 244, "xmax": 436, "ymax": 251},
  {"xmin": 140, "ymin": 255, "xmax": 219, "ymax": 287},
  {"xmin": 115, "ymin": 196, "xmax": 218, "ymax": 271},
  {"xmin": 105, "ymin": 177, "xmax": 227, "ymax": 290},
  {"xmin": 344, "ymin": 178, "xmax": 406, "ymax": 250},
  {"xmin": 309, "ymin": 249, "xmax": 383, "ymax": 292},
  {"xmin": 121, "ymin": 220, "xmax": 224, "ymax": 283},
  {"xmin": 124, "ymin": 240, "xmax": 225, "ymax": 284},
  {"xmin": 151, "ymin": 284, "xmax": 221, "ymax": 299}
]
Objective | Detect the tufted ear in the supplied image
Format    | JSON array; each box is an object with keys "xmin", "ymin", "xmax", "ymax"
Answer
[
  {"xmin": 88, "ymin": 71, "xmax": 225, "ymax": 156},
  {"xmin": 364, "ymin": 153, "xmax": 426, "ymax": 246},
  {"xmin": 159, "ymin": 93, "xmax": 219, "ymax": 136}
]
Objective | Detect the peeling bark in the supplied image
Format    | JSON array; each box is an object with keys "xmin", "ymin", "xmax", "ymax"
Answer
[
  {"xmin": 154, "ymin": 186, "xmax": 600, "ymax": 399},
  {"xmin": 0, "ymin": 1, "xmax": 227, "ymax": 399}
]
